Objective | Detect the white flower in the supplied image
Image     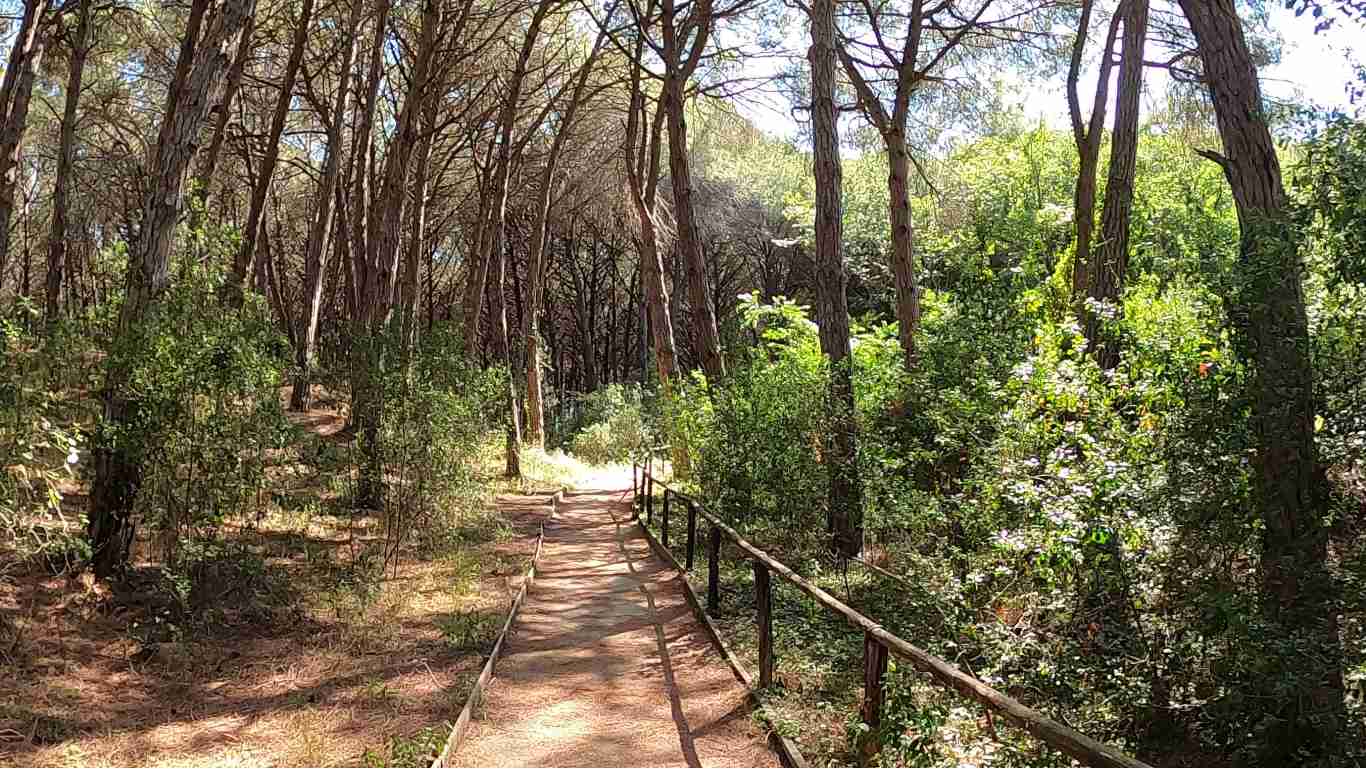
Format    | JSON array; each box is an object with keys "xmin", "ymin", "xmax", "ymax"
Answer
[{"xmin": 67, "ymin": 449, "xmax": 79, "ymax": 465}]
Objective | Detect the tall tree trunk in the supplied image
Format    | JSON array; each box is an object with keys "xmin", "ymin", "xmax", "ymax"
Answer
[
  {"xmin": 0, "ymin": 7, "xmax": 50, "ymax": 268},
  {"xmin": 399, "ymin": 106, "xmax": 436, "ymax": 361},
  {"xmin": 661, "ymin": 0, "xmax": 724, "ymax": 382},
  {"xmin": 885, "ymin": 131, "xmax": 919, "ymax": 370},
  {"xmin": 491, "ymin": 221, "xmax": 522, "ymax": 476},
  {"xmin": 1066, "ymin": 0, "xmax": 1121, "ymax": 310},
  {"xmin": 45, "ymin": 0, "xmax": 92, "ymax": 326},
  {"xmin": 352, "ymin": 0, "xmax": 442, "ymax": 507},
  {"xmin": 291, "ymin": 0, "xmax": 364, "ymax": 410},
  {"xmin": 1179, "ymin": 0, "xmax": 1342, "ymax": 756},
  {"xmin": 87, "ymin": 0, "xmax": 254, "ymax": 579},
  {"xmin": 524, "ymin": 32, "xmax": 602, "ymax": 447},
  {"xmin": 463, "ymin": 1, "xmax": 551, "ymax": 356},
  {"xmin": 1086, "ymin": 0, "xmax": 1147, "ymax": 368},
  {"xmin": 228, "ymin": 0, "xmax": 316, "ymax": 300},
  {"xmin": 809, "ymin": 0, "xmax": 861, "ymax": 557},
  {"xmin": 191, "ymin": 11, "xmax": 254, "ymax": 222}
]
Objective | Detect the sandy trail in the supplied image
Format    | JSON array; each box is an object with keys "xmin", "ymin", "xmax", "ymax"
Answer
[{"xmin": 452, "ymin": 481, "xmax": 778, "ymax": 768}]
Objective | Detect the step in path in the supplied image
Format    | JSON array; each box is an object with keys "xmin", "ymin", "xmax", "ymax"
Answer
[{"xmin": 452, "ymin": 482, "xmax": 779, "ymax": 768}]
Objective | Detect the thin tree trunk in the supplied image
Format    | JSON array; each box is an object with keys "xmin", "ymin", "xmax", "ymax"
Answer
[
  {"xmin": 491, "ymin": 220, "xmax": 522, "ymax": 476},
  {"xmin": 885, "ymin": 131, "xmax": 919, "ymax": 370},
  {"xmin": 228, "ymin": 0, "xmax": 316, "ymax": 300},
  {"xmin": 463, "ymin": 1, "xmax": 552, "ymax": 356},
  {"xmin": 352, "ymin": 0, "xmax": 442, "ymax": 507},
  {"xmin": 0, "ymin": 15, "xmax": 50, "ymax": 267},
  {"xmin": 400, "ymin": 102, "xmax": 437, "ymax": 360},
  {"xmin": 809, "ymin": 0, "xmax": 861, "ymax": 557},
  {"xmin": 45, "ymin": 0, "xmax": 92, "ymax": 327},
  {"xmin": 1086, "ymin": 0, "xmax": 1147, "ymax": 368},
  {"xmin": 1066, "ymin": 0, "xmax": 1122, "ymax": 310},
  {"xmin": 524, "ymin": 32, "xmax": 603, "ymax": 447},
  {"xmin": 291, "ymin": 0, "xmax": 364, "ymax": 410}
]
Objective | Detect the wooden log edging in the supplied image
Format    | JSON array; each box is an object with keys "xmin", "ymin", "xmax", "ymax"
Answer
[
  {"xmin": 430, "ymin": 488, "xmax": 561, "ymax": 768},
  {"xmin": 635, "ymin": 511, "xmax": 809, "ymax": 768}
]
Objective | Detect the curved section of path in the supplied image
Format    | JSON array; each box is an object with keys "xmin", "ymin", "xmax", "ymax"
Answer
[{"xmin": 453, "ymin": 483, "xmax": 778, "ymax": 768}]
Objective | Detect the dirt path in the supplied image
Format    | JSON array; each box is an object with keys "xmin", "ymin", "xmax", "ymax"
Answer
[{"xmin": 453, "ymin": 481, "xmax": 778, "ymax": 768}]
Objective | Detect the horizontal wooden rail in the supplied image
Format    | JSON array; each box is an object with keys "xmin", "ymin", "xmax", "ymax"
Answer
[{"xmin": 631, "ymin": 466, "xmax": 1146, "ymax": 769}]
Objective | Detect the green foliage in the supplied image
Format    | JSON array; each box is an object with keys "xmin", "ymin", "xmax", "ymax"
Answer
[
  {"xmin": 372, "ymin": 325, "xmax": 503, "ymax": 556},
  {"xmin": 0, "ymin": 301, "xmax": 97, "ymax": 573},
  {"xmin": 674, "ymin": 117, "xmax": 1366, "ymax": 762},
  {"xmin": 99, "ymin": 261, "xmax": 292, "ymax": 557},
  {"xmin": 362, "ymin": 724, "xmax": 449, "ymax": 767},
  {"xmin": 565, "ymin": 383, "xmax": 652, "ymax": 464}
]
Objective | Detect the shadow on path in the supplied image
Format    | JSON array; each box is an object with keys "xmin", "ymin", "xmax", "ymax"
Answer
[{"xmin": 452, "ymin": 481, "xmax": 777, "ymax": 768}]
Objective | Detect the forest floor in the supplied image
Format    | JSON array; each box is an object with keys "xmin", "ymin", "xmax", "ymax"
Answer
[
  {"xmin": 0, "ymin": 390, "xmax": 553, "ymax": 767},
  {"xmin": 452, "ymin": 480, "xmax": 778, "ymax": 768}
]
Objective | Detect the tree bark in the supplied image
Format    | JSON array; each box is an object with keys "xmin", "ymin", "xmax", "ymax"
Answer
[
  {"xmin": 885, "ymin": 131, "xmax": 919, "ymax": 370},
  {"xmin": 191, "ymin": 10, "xmax": 254, "ymax": 222},
  {"xmin": 661, "ymin": 0, "xmax": 725, "ymax": 382},
  {"xmin": 1066, "ymin": 0, "xmax": 1122, "ymax": 311},
  {"xmin": 87, "ymin": 0, "xmax": 255, "ymax": 578},
  {"xmin": 1179, "ymin": 0, "xmax": 1342, "ymax": 756},
  {"xmin": 399, "ymin": 102, "xmax": 437, "ymax": 361},
  {"xmin": 523, "ymin": 31, "xmax": 603, "ymax": 447},
  {"xmin": 291, "ymin": 0, "xmax": 364, "ymax": 410},
  {"xmin": 45, "ymin": 0, "xmax": 92, "ymax": 326},
  {"xmin": 809, "ymin": 0, "xmax": 861, "ymax": 557},
  {"xmin": 0, "ymin": 0, "xmax": 50, "ymax": 269},
  {"xmin": 1086, "ymin": 0, "xmax": 1146, "ymax": 368},
  {"xmin": 462, "ymin": 1, "xmax": 552, "ymax": 357},
  {"xmin": 228, "ymin": 0, "xmax": 316, "ymax": 301},
  {"xmin": 352, "ymin": 0, "xmax": 442, "ymax": 507}
]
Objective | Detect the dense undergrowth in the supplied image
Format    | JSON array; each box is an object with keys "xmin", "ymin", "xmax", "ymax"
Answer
[
  {"xmin": 0, "ymin": 250, "xmax": 539, "ymax": 766},
  {"xmin": 610, "ymin": 119, "xmax": 1366, "ymax": 766}
]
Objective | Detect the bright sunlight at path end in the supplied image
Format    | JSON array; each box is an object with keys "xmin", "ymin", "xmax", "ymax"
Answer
[{"xmin": 452, "ymin": 476, "xmax": 779, "ymax": 768}]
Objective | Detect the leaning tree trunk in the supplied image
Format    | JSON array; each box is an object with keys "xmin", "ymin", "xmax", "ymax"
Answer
[
  {"xmin": 0, "ymin": 21, "xmax": 49, "ymax": 268},
  {"xmin": 228, "ymin": 0, "xmax": 316, "ymax": 301},
  {"xmin": 661, "ymin": 74, "xmax": 725, "ymax": 382},
  {"xmin": 351, "ymin": 0, "xmax": 441, "ymax": 508},
  {"xmin": 87, "ymin": 0, "xmax": 254, "ymax": 579},
  {"xmin": 524, "ymin": 33, "xmax": 602, "ymax": 447},
  {"xmin": 463, "ymin": 2, "xmax": 550, "ymax": 357},
  {"xmin": 809, "ymin": 0, "xmax": 862, "ymax": 557},
  {"xmin": 45, "ymin": 0, "xmax": 92, "ymax": 326},
  {"xmin": 1086, "ymin": 0, "xmax": 1146, "ymax": 369},
  {"xmin": 1178, "ymin": 0, "xmax": 1342, "ymax": 757},
  {"xmin": 660, "ymin": 0, "xmax": 724, "ymax": 382},
  {"xmin": 191, "ymin": 10, "xmax": 253, "ymax": 223},
  {"xmin": 0, "ymin": 0, "xmax": 51, "ymax": 282},
  {"xmin": 290, "ymin": 0, "xmax": 364, "ymax": 410}
]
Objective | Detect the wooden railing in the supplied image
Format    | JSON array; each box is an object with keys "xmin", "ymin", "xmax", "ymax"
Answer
[{"xmin": 631, "ymin": 458, "xmax": 1146, "ymax": 768}]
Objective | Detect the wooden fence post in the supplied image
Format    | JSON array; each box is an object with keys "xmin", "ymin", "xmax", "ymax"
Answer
[
  {"xmin": 662, "ymin": 488, "xmax": 671, "ymax": 546},
  {"xmin": 755, "ymin": 560, "xmax": 773, "ymax": 689},
  {"xmin": 646, "ymin": 472, "xmax": 654, "ymax": 524},
  {"xmin": 632, "ymin": 463, "xmax": 638, "ymax": 512},
  {"xmin": 860, "ymin": 631, "xmax": 889, "ymax": 764},
  {"xmin": 685, "ymin": 501, "xmax": 697, "ymax": 571},
  {"xmin": 708, "ymin": 524, "xmax": 721, "ymax": 614}
]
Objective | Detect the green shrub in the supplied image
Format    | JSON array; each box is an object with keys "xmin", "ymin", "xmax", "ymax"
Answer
[{"xmin": 566, "ymin": 383, "xmax": 651, "ymax": 464}]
